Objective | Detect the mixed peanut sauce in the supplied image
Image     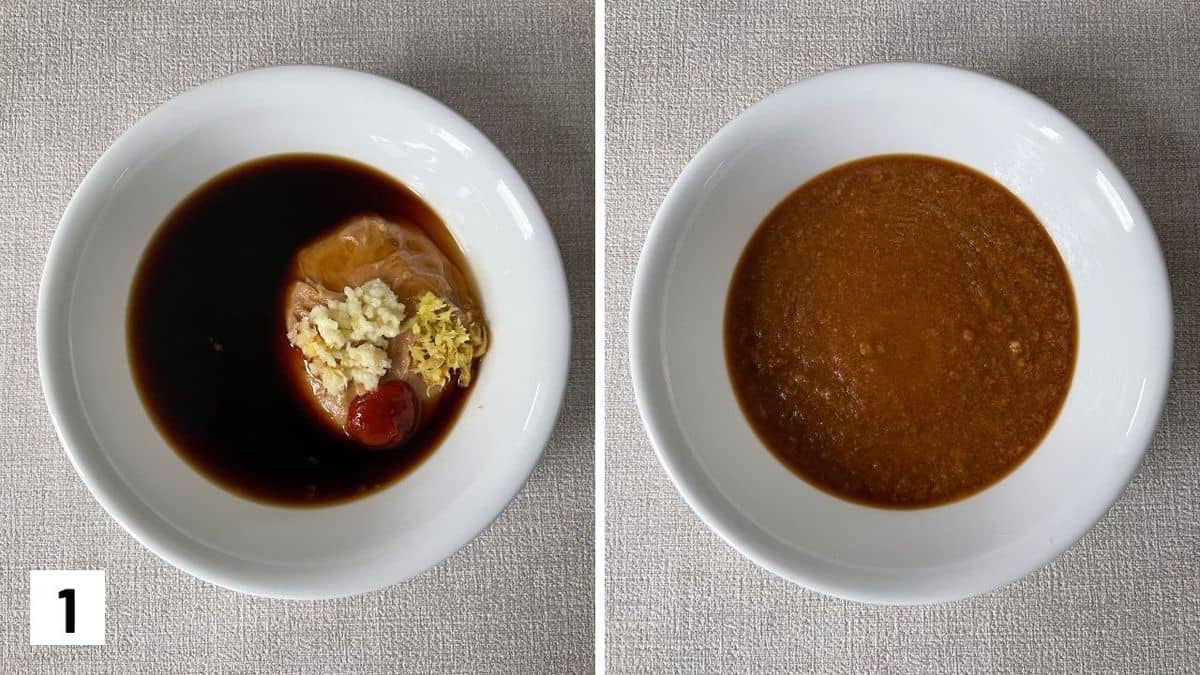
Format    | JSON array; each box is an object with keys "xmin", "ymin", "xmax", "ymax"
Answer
[{"xmin": 726, "ymin": 154, "xmax": 1076, "ymax": 508}]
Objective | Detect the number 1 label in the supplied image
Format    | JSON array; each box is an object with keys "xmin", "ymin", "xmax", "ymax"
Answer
[
  {"xmin": 30, "ymin": 571, "xmax": 104, "ymax": 645},
  {"xmin": 58, "ymin": 588, "xmax": 75, "ymax": 633}
]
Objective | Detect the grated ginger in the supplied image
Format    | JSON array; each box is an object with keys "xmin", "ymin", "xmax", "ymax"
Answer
[
  {"xmin": 404, "ymin": 292, "xmax": 487, "ymax": 391},
  {"xmin": 288, "ymin": 279, "xmax": 406, "ymax": 395}
]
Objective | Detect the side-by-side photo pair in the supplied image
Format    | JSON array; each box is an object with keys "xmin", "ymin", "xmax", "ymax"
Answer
[{"xmin": 3, "ymin": 0, "xmax": 1197, "ymax": 672}]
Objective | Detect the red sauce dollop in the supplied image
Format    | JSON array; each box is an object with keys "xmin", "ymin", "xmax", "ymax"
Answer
[{"xmin": 346, "ymin": 380, "xmax": 419, "ymax": 449}]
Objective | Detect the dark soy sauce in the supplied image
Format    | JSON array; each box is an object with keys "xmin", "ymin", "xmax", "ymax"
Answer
[{"xmin": 129, "ymin": 154, "xmax": 475, "ymax": 506}]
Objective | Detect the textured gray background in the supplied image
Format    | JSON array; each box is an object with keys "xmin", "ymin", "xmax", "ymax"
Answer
[
  {"xmin": 606, "ymin": 1, "xmax": 1199, "ymax": 672},
  {"xmin": 0, "ymin": 1, "xmax": 593, "ymax": 673}
]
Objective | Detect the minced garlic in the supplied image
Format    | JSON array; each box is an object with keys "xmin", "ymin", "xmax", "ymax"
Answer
[
  {"xmin": 405, "ymin": 292, "xmax": 487, "ymax": 390},
  {"xmin": 288, "ymin": 278, "xmax": 406, "ymax": 395}
]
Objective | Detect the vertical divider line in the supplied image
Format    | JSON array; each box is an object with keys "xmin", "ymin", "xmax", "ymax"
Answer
[{"xmin": 593, "ymin": 0, "xmax": 607, "ymax": 670}]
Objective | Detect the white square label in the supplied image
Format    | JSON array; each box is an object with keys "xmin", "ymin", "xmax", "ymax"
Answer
[{"xmin": 29, "ymin": 570, "xmax": 105, "ymax": 645}]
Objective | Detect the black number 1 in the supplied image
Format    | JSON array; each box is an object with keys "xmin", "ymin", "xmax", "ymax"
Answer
[{"xmin": 58, "ymin": 588, "xmax": 75, "ymax": 633}]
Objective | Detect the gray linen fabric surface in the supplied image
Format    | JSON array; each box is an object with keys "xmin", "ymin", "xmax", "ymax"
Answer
[
  {"xmin": 0, "ymin": 1, "xmax": 593, "ymax": 673},
  {"xmin": 606, "ymin": 1, "xmax": 1199, "ymax": 672}
]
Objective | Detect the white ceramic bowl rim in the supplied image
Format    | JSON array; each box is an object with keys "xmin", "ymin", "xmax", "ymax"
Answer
[
  {"xmin": 631, "ymin": 62, "xmax": 1173, "ymax": 604},
  {"xmin": 38, "ymin": 66, "xmax": 571, "ymax": 598}
]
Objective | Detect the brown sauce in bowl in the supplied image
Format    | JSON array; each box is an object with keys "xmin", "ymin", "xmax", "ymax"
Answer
[
  {"xmin": 725, "ymin": 154, "xmax": 1077, "ymax": 508},
  {"xmin": 128, "ymin": 154, "xmax": 479, "ymax": 506}
]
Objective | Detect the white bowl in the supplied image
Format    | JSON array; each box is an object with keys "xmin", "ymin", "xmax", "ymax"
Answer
[
  {"xmin": 38, "ymin": 66, "xmax": 570, "ymax": 599},
  {"xmin": 631, "ymin": 63, "xmax": 1172, "ymax": 604}
]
